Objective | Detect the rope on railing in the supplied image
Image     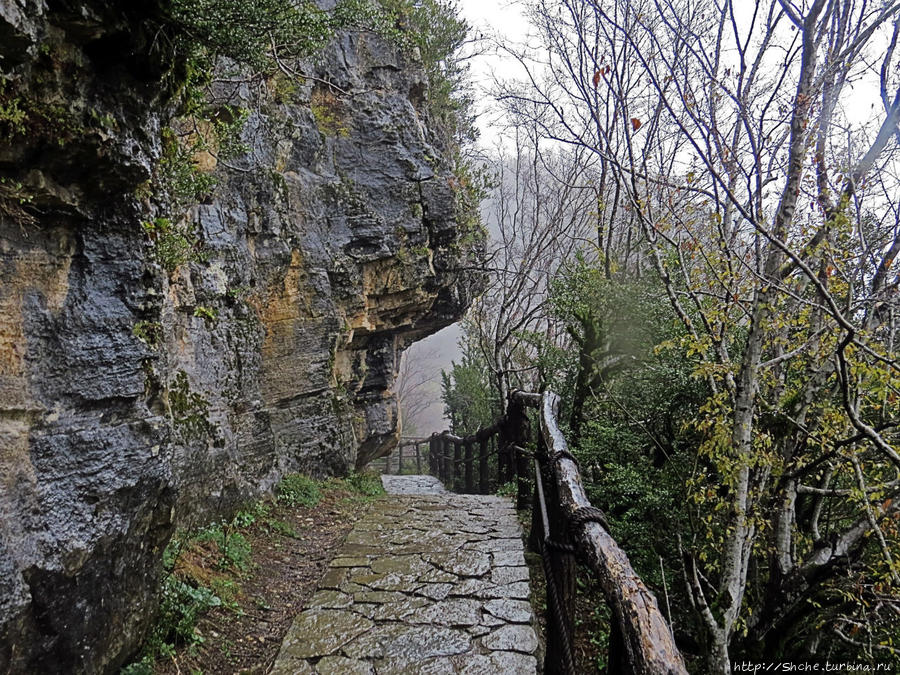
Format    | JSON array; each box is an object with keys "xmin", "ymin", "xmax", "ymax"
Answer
[
  {"xmin": 533, "ymin": 457, "xmax": 577, "ymax": 675},
  {"xmin": 419, "ymin": 389, "xmax": 687, "ymax": 675}
]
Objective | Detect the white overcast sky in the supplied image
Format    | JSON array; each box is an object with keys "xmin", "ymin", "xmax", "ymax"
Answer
[{"xmin": 455, "ymin": 0, "xmax": 532, "ymax": 145}]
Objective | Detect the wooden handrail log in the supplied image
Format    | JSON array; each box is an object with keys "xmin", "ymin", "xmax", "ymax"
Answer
[
  {"xmin": 510, "ymin": 390, "xmax": 542, "ymax": 407},
  {"xmin": 432, "ymin": 418, "xmax": 503, "ymax": 446},
  {"xmin": 538, "ymin": 392, "xmax": 687, "ymax": 674}
]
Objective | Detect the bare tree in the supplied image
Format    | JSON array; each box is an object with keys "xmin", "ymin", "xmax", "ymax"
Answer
[
  {"xmin": 395, "ymin": 344, "xmax": 442, "ymax": 437},
  {"xmin": 461, "ymin": 119, "xmax": 600, "ymax": 413},
  {"xmin": 502, "ymin": 0, "xmax": 900, "ymax": 669}
]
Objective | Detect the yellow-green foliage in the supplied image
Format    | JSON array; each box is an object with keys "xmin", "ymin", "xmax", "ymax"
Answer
[{"xmin": 311, "ymin": 90, "xmax": 350, "ymax": 137}]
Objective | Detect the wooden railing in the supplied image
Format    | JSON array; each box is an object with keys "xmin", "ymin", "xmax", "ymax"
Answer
[
  {"xmin": 379, "ymin": 437, "xmax": 430, "ymax": 475},
  {"xmin": 426, "ymin": 390, "xmax": 687, "ymax": 675}
]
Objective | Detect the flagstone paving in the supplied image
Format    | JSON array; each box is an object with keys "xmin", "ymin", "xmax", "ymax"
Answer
[{"xmin": 270, "ymin": 475, "xmax": 538, "ymax": 674}]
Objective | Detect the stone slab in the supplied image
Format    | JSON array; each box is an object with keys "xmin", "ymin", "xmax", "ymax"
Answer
[{"xmin": 271, "ymin": 477, "xmax": 538, "ymax": 673}]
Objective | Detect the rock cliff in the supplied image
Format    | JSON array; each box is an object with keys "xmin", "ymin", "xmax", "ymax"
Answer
[{"xmin": 0, "ymin": 2, "xmax": 480, "ymax": 671}]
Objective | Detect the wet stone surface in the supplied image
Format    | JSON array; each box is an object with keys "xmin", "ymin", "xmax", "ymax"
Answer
[
  {"xmin": 380, "ymin": 474, "xmax": 447, "ymax": 495},
  {"xmin": 272, "ymin": 475, "xmax": 538, "ymax": 673}
]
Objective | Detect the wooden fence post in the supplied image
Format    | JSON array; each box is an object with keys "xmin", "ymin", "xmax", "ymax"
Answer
[
  {"xmin": 497, "ymin": 428, "xmax": 508, "ymax": 486},
  {"xmin": 416, "ymin": 442, "xmax": 422, "ymax": 473},
  {"xmin": 528, "ymin": 434, "xmax": 546, "ymax": 554},
  {"xmin": 430, "ymin": 435, "xmax": 439, "ymax": 476},
  {"xmin": 491, "ymin": 435, "xmax": 500, "ymax": 490},
  {"xmin": 478, "ymin": 439, "xmax": 488, "ymax": 494},
  {"xmin": 516, "ymin": 450, "xmax": 529, "ymax": 510},
  {"xmin": 464, "ymin": 441, "xmax": 474, "ymax": 492},
  {"xmin": 443, "ymin": 436, "xmax": 452, "ymax": 485}
]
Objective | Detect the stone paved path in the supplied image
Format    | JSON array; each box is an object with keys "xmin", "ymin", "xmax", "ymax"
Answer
[
  {"xmin": 379, "ymin": 474, "xmax": 446, "ymax": 495},
  {"xmin": 270, "ymin": 475, "xmax": 538, "ymax": 674}
]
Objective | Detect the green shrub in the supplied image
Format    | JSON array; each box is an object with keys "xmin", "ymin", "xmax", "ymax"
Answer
[
  {"xmin": 120, "ymin": 658, "xmax": 154, "ymax": 675},
  {"xmin": 122, "ymin": 500, "xmax": 266, "ymax": 672},
  {"xmin": 133, "ymin": 321, "xmax": 163, "ymax": 347},
  {"xmin": 196, "ymin": 525, "xmax": 252, "ymax": 571},
  {"xmin": 266, "ymin": 518, "xmax": 298, "ymax": 538},
  {"xmin": 212, "ymin": 105, "xmax": 250, "ymax": 159},
  {"xmin": 219, "ymin": 532, "xmax": 251, "ymax": 571},
  {"xmin": 378, "ymin": 0, "xmax": 474, "ymax": 145},
  {"xmin": 167, "ymin": 371, "xmax": 212, "ymax": 438},
  {"xmin": 344, "ymin": 471, "xmax": 385, "ymax": 497},
  {"xmin": 0, "ymin": 81, "xmax": 85, "ymax": 145},
  {"xmin": 123, "ymin": 575, "xmax": 222, "ymax": 670},
  {"xmin": 495, "ymin": 481, "xmax": 516, "ymax": 498},
  {"xmin": 165, "ymin": 0, "xmax": 335, "ymax": 69},
  {"xmin": 158, "ymin": 127, "xmax": 217, "ymax": 208},
  {"xmin": 0, "ymin": 90, "xmax": 27, "ymax": 135},
  {"xmin": 193, "ymin": 305, "xmax": 218, "ymax": 324},
  {"xmin": 311, "ymin": 91, "xmax": 350, "ymax": 137},
  {"xmin": 232, "ymin": 501, "xmax": 270, "ymax": 527},
  {"xmin": 158, "ymin": 577, "xmax": 222, "ymax": 643},
  {"xmin": 142, "ymin": 217, "xmax": 204, "ymax": 273},
  {"xmin": 0, "ymin": 176, "xmax": 36, "ymax": 227},
  {"xmin": 276, "ymin": 474, "xmax": 322, "ymax": 507}
]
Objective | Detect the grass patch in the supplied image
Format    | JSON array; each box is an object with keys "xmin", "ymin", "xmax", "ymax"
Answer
[
  {"xmin": 343, "ymin": 471, "xmax": 385, "ymax": 497},
  {"xmin": 328, "ymin": 470, "xmax": 386, "ymax": 506},
  {"xmin": 195, "ymin": 525, "xmax": 252, "ymax": 572},
  {"xmin": 120, "ymin": 573, "xmax": 223, "ymax": 674},
  {"xmin": 276, "ymin": 474, "xmax": 322, "ymax": 507},
  {"xmin": 265, "ymin": 518, "xmax": 299, "ymax": 538}
]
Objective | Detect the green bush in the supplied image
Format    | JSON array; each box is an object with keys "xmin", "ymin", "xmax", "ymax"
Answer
[
  {"xmin": 158, "ymin": 127, "xmax": 217, "ymax": 208},
  {"xmin": 196, "ymin": 525, "xmax": 252, "ymax": 571},
  {"xmin": 379, "ymin": 0, "xmax": 473, "ymax": 142},
  {"xmin": 162, "ymin": 0, "xmax": 383, "ymax": 74},
  {"xmin": 142, "ymin": 217, "xmax": 204, "ymax": 273},
  {"xmin": 132, "ymin": 321, "xmax": 163, "ymax": 347},
  {"xmin": 158, "ymin": 577, "xmax": 222, "ymax": 643},
  {"xmin": 120, "ymin": 659, "xmax": 154, "ymax": 675},
  {"xmin": 219, "ymin": 531, "xmax": 251, "ymax": 570},
  {"xmin": 276, "ymin": 474, "xmax": 322, "ymax": 507},
  {"xmin": 211, "ymin": 105, "xmax": 250, "ymax": 160},
  {"xmin": 232, "ymin": 501, "xmax": 270, "ymax": 528},
  {"xmin": 344, "ymin": 471, "xmax": 385, "ymax": 497},
  {"xmin": 266, "ymin": 518, "xmax": 298, "ymax": 538},
  {"xmin": 495, "ymin": 481, "xmax": 516, "ymax": 498},
  {"xmin": 123, "ymin": 575, "xmax": 222, "ymax": 671},
  {"xmin": 192, "ymin": 305, "xmax": 218, "ymax": 324},
  {"xmin": 167, "ymin": 371, "xmax": 213, "ymax": 438}
]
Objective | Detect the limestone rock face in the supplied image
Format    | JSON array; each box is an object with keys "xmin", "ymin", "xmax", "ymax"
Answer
[{"xmin": 0, "ymin": 3, "xmax": 480, "ymax": 672}]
